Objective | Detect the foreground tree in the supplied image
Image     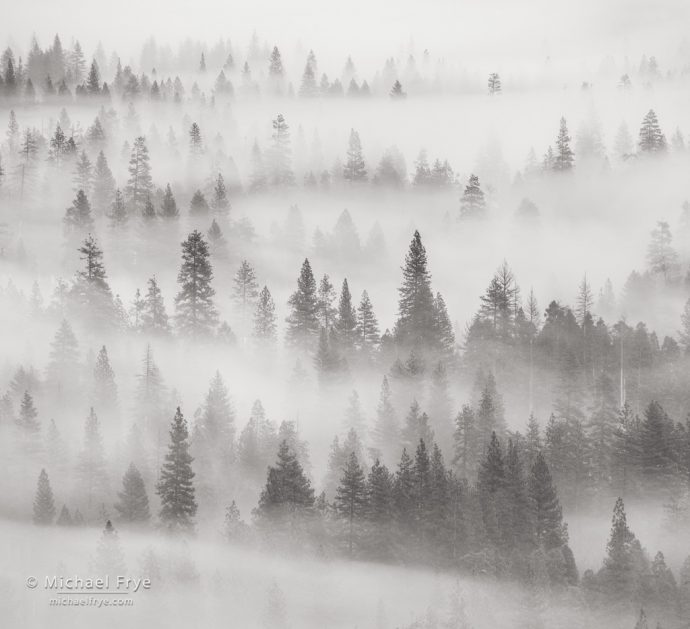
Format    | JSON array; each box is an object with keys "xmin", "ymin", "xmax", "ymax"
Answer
[
  {"xmin": 174, "ymin": 231, "xmax": 218, "ymax": 338},
  {"xmin": 156, "ymin": 408, "xmax": 197, "ymax": 534}
]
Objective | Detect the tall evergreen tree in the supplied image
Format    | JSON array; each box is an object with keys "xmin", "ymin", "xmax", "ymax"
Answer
[
  {"xmin": 174, "ymin": 230, "xmax": 218, "ymax": 338},
  {"xmin": 334, "ymin": 451, "xmax": 368, "ymax": 556},
  {"xmin": 33, "ymin": 468, "xmax": 56, "ymax": 525},
  {"xmin": 63, "ymin": 189, "xmax": 94, "ymax": 236},
  {"xmin": 126, "ymin": 136, "xmax": 153, "ymax": 213},
  {"xmin": 638, "ymin": 110, "xmax": 666, "ymax": 153},
  {"xmin": 156, "ymin": 407, "xmax": 197, "ymax": 533},
  {"xmin": 529, "ymin": 451, "xmax": 567, "ymax": 550},
  {"xmin": 343, "ymin": 129, "xmax": 367, "ymax": 182},
  {"xmin": 114, "ymin": 463, "xmax": 150, "ymax": 523},
  {"xmin": 253, "ymin": 285, "xmax": 277, "ymax": 346},
  {"xmin": 553, "ymin": 117, "xmax": 575, "ymax": 171},
  {"xmin": 459, "ymin": 174, "xmax": 486, "ymax": 219},
  {"xmin": 285, "ymin": 259, "xmax": 320, "ymax": 349}
]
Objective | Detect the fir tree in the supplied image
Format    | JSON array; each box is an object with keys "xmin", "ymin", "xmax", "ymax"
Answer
[
  {"xmin": 553, "ymin": 117, "xmax": 575, "ymax": 171},
  {"xmin": 212, "ymin": 173, "xmax": 230, "ymax": 214},
  {"xmin": 373, "ymin": 376, "xmax": 399, "ymax": 461},
  {"xmin": 285, "ymin": 259, "xmax": 320, "ymax": 349},
  {"xmin": 156, "ymin": 408, "xmax": 197, "ymax": 533},
  {"xmin": 256, "ymin": 440, "xmax": 315, "ymax": 519},
  {"xmin": 334, "ymin": 278, "xmax": 357, "ymax": 354},
  {"xmin": 63, "ymin": 190, "xmax": 94, "ymax": 235},
  {"xmin": 343, "ymin": 129, "xmax": 367, "ymax": 182},
  {"xmin": 394, "ymin": 230, "xmax": 436, "ymax": 347},
  {"xmin": 233, "ymin": 260, "xmax": 259, "ymax": 328},
  {"xmin": 174, "ymin": 230, "xmax": 218, "ymax": 338},
  {"xmin": 93, "ymin": 345, "xmax": 118, "ymax": 409},
  {"xmin": 316, "ymin": 274, "xmax": 338, "ymax": 329},
  {"xmin": 253, "ymin": 285, "xmax": 277, "ymax": 346},
  {"xmin": 189, "ymin": 189, "xmax": 210, "ymax": 215},
  {"xmin": 92, "ymin": 151, "xmax": 115, "ymax": 215},
  {"xmin": 114, "ymin": 463, "xmax": 151, "ymax": 523},
  {"xmin": 334, "ymin": 451, "xmax": 368, "ymax": 556},
  {"xmin": 355, "ymin": 290, "xmax": 380, "ymax": 353},
  {"xmin": 126, "ymin": 136, "xmax": 153, "ymax": 213},
  {"xmin": 160, "ymin": 184, "xmax": 179, "ymax": 219},
  {"xmin": 529, "ymin": 451, "xmax": 567, "ymax": 550},
  {"xmin": 33, "ymin": 469, "xmax": 56, "ymax": 525},
  {"xmin": 602, "ymin": 497, "xmax": 642, "ymax": 599},
  {"xmin": 459, "ymin": 174, "xmax": 486, "ymax": 219},
  {"xmin": 268, "ymin": 114, "xmax": 294, "ymax": 185},
  {"xmin": 638, "ymin": 110, "xmax": 666, "ymax": 153},
  {"xmin": 142, "ymin": 276, "xmax": 170, "ymax": 334}
]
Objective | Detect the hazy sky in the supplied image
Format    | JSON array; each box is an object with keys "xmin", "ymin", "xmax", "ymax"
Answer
[{"xmin": 2, "ymin": 0, "xmax": 689, "ymax": 72}]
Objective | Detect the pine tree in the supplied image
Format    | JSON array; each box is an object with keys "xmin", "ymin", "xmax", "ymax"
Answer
[
  {"xmin": 73, "ymin": 150, "xmax": 92, "ymax": 193},
  {"xmin": 17, "ymin": 390, "xmax": 41, "ymax": 453},
  {"xmin": 253, "ymin": 285, "xmax": 277, "ymax": 346},
  {"xmin": 92, "ymin": 151, "xmax": 115, "ymax": 215},
  {"xmin": 189, "ymin": 189, "xmax": 210, "ymax": 215},
  {"xmin": 156, "ymin": 407, "xmax": 197, "ymax": 533},
  {"xmin": 233, "ymin": 260, "xmax": 259, "ymax": 329},
  {"xmin": 174, "ymin": 230, "xmax": 218, "ymax": 338},
  {"xmin": 86, "ymin": 61, "xmax": 101, "ymax": 95},
  {"xmin": 126, "ymin": 136, "xmax": 153, "ymax": 213},
  {"xmin": 355, "ymin": 290, "xmax": 380, "ymax": 353},
  {"xmin": 299, "ymin": 60, "xmax": 318, "ymax": 97},
  {"xmin": 316, "ymin": 275, "xmax": 338, "ymax": 329},
  {"xmin": 189, "ymin": 122, "xmax": 203, "ymax": 156},
  {"xmin": 647, "ymin": 221, "xmax": 678, "ymax": 282},
  {"xmin": 142, "ymin": 276, "xmax": 170, "ymax": 334},
  {"xmin": 285, "ymin": 259, "xmax": 320, "ymax": 349},
  {"xmin": 33, "ymin": 469, "xmax": 56, "ymax": 525},
  {"xmin": 459, "ymin": 174, "xmax": 486, "ymax": 219},
  {"xmin": 108, "ymin": 189, "xmax": 128, "ymax": 228},
  {"xmin": 390, "ymin": 80, "xmax": 406, "ymax": 99},
  {"xmin": 256, "ymin": 440, "xmax": 315, "ymax": 519},
  {"xmin": 114, "ymin": 463, "xmax": 150, "ymax": 523},
  {"xmin": 529, "ymin": 451, "xmax": 567, "ymax": 550},
  {"xmin": 393, "ymin": 448, "xmax": 415, "ymax": 527},
  {"xmin": 394, "ymin": 230, "xmax": 436, "ymax": 347},
  {"xmin": 553, "ymin": 117, "xmax": 575, "ymax": 171},
  {"xmin": 93, "ymin": 345, "xmax": 118, "ymax": 410},
  {"xmin": 638, "ymin": 400, "xmax": 674, "ymax": 489},
  {"xmin": 268, "ymin": 114, "xmax": 294, "ymax": 185},
  {"xmin": 212, "ymin": 173, "xmax": 230, "ymax": 214},
  {"xmin": 334, "ymin": 279, "xmax": 357, "ymax": 354},
  {"xmin": 63, "ymin": 190, "xmax": 94, "ymax": 235},
  {"xmin": 160, "ymin": 184, "xmax": 179, "ymax": 219},
  {"xmin": 680, "ymin": 297, "xmax": 690, "ymax": 353},
  {"xmin": 343, "ymin": 129, "xmax": 367, "ymax": 182},
  {"xmin": 453, "ymin": 405, "xmax": 477, "ymax": 479},
  {"xmin": 334, "ymin": 451, "xmax": 368, "ymax": 556},
  {"xmin": 488, "ymin": 72, "xmax": 502, "ymax": 95},
  {"xmin": 56, "ymin": 505, "xmax": 73, "ymax": 526},
  {"xmin": 638, "ymin": 110, "xmax": 666, "ymax": 153},
  {"xmin": 602, "ymin": 497, "xmax": 642, "ymax": 599}
]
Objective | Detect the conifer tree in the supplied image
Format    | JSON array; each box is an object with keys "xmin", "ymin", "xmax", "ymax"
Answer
[
  {"xmin": 126, "ymin": 136, "xmax": 153, "ymax": 213},
  {"xmin": 17, "ymin": 390, "xmax": 41, "ymax": 453},
  {"xmin": 212, "ymin": 173, "xmax": 230, "ymax": 214},
  {"xmin": 453, "ymin": 405, "xmax": 477, "ymax": 479},
  {"xmin": 285, "ymin": 258, "xmax": 320, "ymax": 349},
  {"xmin": 316, "ymin": 275, "xmax": 338, "ymax": 329},
  {"xmin": 157, "ymin": 407, "xmax": 197, "ymax": 533},
  {"xmin": 63, "ymin": 189, "xmax": 94, "ymax": 235},
  {"xmin": 268, "ymin": 114, "xmax": 294, "ymax": 185},
  {"xmin": 487, "ymin": 72, "xmax": 502, "ymax": 95},
  {"xmin": 160, "ymin": 183, "xmax": 179, "ymax": 219},
  {"xmin": 335, "ymin": 451, "xmax": 368, "ymax": 555},
  {"xmin": 335, "ymin": 278, "xmax": 357, "ymax": 354},
  {"xmin": 638, "ymin": 110, "xmax": 666, "ymax": 153},
  {"xmin": 174, "ymin": 230, "xmax": 218, "ymax": 338},
  {"xmin": 393, "ymin": 448, "xmax": 415, "ymax": 527},
  {"xmin": 92, "ymin": 151, "xmax": 115, "ymax": 215},
  {"xmin": 73, "ymin": 150, "xmax": 92, "ymax": 193},
  {"xmin": 142, "ymin": 276, "xmax": 170, "ymax": 334},
  {"xmin": 355, "ymin": 290, "xmax": 380, "ymax": 353},
  {"xmin": 343, "ymin": 129, "xmax": 367, "ymax": 182},
  {"xmin": 553, "ymin": 117, "xmax": 575, "ymax": 171},
  {"xmin": 459, "ymin": 174, "xmax": 486, "ymax": 219},
  {"xmin": 253, "ymin": 285, "xmax": 277, "ymax": 346},
  {"xmin": 189, "ymin": 189, "xmax": 210, "ymax": 215},
  {"xmin": 602, "ymin": 497, "xmax": 642, "ymax": 599},
  {"xmin": 33, "ymin": 469, "xmax": 56, "ymax": 525},
  {"xmin": 93, "ymin": 345, "xmax": 118, "ymax": 409},
  {"xmin": 233, "ymin": 260, "xmax": 259, "ymax": 327},
  {"xmin": 256, "ymin": 440, "xmax": 315, "ymax": 519},
  {"xmin": 56, "ymin": 505, "xmax": 73, "ymax": 526},
  {"xmin": 189, "ymin": 122, "xmax": 203, "ymax": 156},
  {"xmin": 394, "ymin": 230, "xmax": 436, "ymax": 347},
  {"xmin": 108, "ymin": 189, "xmax": 128, "ymax": 228},
  {"xmin": 114, "ymin": 463, "xmax": 150, "ymax": 523},
  {"xmin": 529, "ymin": 451, "xmax": 567, "ymax": 550}
]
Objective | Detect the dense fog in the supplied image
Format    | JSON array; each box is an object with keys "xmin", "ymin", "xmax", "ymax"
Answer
[{"xmin": 1, "ymin": 2, "xmax": 690, "ymax": 628}]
